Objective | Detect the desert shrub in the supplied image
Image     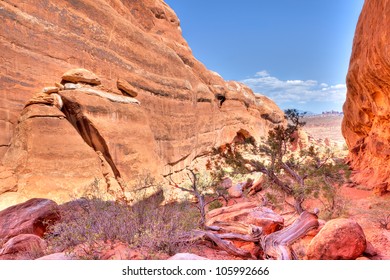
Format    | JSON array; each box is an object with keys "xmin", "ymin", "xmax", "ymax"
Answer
[
  {"xmin": 45, "ymin": 198, "xmax": 134, "ymax": 252},
  {"xmin": 45, "ymin": 189, "xmax": 198, "ymax": 258},
  {"xmin": 263, "ymin": 186, "xmax": 287, "ymax": 211},
  {"xmin": 167, "ymin": 169, "xmax": 230, "ymax": 229},
  {"xmin": 207, "ymin": 200, "xmax": 223, "ymax": 211},
  {"xmin": 378, "ymin": 214, "xmax": 390, "ymax": 230},
  {"xmin": 131, "ymin": 192, "xmax": 199, "ymax": 255},
  {"xmin": 317, "ymin": 185, "xmax": 349, "ymax": 220},
  {"xmin": 367, "ymin": 201, "xmax": 390, "ymax": 230}
]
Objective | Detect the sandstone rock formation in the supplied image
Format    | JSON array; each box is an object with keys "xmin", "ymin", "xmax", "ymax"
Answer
[
  {"xmin": 0, "ymin": 198, "xmax": 60, "ymax": 241},
  {"xmin": 0, "ymin": 0, "xmax": 284, "ymax": 208},
  {"xmin": 227, "ymin": 183, "xmax": 243, "ymax": 198},
  {"xmin": 0, "ymin": 233, "xmax": 47, "ymax": 260},
  {"xmin": 306, "ymin": 218, "xmax": 366, "ymax": 260},
  {"xmin": 62, "ymin": 68, "xmax": 101, "ymax": 85},
  {"xmin": 342, "ymin": 0, "xmax": 390, "ymax": 193},
  {"xmin": 117, "ymin": 78, "xmax": 138, "ymax": 97}
]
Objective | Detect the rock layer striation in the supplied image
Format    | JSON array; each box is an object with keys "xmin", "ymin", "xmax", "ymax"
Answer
[
  {"xmin": 342, "ymin": 0, "xmax": 390, "ymax": 193},
  {"xmin": 0, "ymin": 0, "xmax": 283, "ymax": 208}
]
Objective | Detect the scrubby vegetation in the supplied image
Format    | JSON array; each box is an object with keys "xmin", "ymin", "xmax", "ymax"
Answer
[
  {"xmin": 44, "ymin": 184, "xmax": 199, "ymax": 258},
  {"xmin": 167, "ymin": 169, "xmax": 228, "ymax": 229},
  {"xmin": 365, "ymin": 201, "xmax": 390, "ymax": 230},
  {"xmin": 209, "ymin": 109, "xmax": 350, "ymax": 218}
]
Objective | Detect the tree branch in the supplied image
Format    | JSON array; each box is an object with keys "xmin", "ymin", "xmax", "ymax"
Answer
[{"xmin": 204, "ymin": 231, "xmax": 254, "ymax": 259}]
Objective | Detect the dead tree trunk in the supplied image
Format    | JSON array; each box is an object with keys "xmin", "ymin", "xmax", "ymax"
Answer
[
  {"xmin": 166, "ymin": 169, "xmax": 209, "ymax": 229},
  {"xmin": 204, "ymin": 231, "xmax": 253, "ymax": 259},
  {"xmin": 261, "ymin": 211, "xmax": 319, "ymax": 259}
]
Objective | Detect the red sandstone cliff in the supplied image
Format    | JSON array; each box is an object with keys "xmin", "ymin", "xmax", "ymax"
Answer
[
  {"xmin": 342, "ymin": 0, "xmax": 390, "ymax": 194},
  {"xmin": 0, "ymin": 0, "xmax": 283, "ymax": 209}
]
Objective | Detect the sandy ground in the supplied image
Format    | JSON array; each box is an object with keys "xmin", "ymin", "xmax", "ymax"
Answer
[
  {"xmin": 340, "ymin": 186, "xmax": 390, "ymax": 259},
  {"xmin": 303, "ymin": 114, "xmax": 345, "ymax": 144}
]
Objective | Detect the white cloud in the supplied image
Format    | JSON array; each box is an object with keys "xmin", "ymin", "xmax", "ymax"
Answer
[
  {"xmin": 255, "ymin": 70, "xmax": 270, "ymax": 77},
  {"xmin": 241, "ymin": 70, "xmax": 346, "ymax": 112},
  {"xmin": 286, "ymin": 80, "xmax": 304, "ymax": 85},
  {"xmin": 329, "ymin": 84, "xmax": 346, "ymax": 89}
]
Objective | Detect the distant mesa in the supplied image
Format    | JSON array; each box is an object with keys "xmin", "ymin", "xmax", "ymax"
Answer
[{"xmin": 321, "ymin": 110, "xmax": 343, "ymax": 116}]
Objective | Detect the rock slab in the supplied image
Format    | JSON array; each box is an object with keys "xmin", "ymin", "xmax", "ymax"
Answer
[
  {"xmin": 0, "ymin": 234, "xmax": 47, "ymax": 260},
  {"xmin": 62, "ymin": 68, "xmax": 101, "ymax": 85},
  {"xmin": 0, "ymin": 198, "xmax": 60, "ymax": 241}
]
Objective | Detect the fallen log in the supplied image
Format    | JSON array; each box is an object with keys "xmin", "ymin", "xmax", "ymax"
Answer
[
  {"xmin": 205, "ymin": 202, "xmax": 284, "ymax": 235},
  {"xmin": 215, "ymin": 232, "xmax": 260, "ymax": 243},
  {"xmin": 178, "ymin": 210, "xmax": 318, "ymax": 260},
  {"xmin": 261, "ymin": 211, "xmax": 319, "ymax": 260},
  {"xmin": 204, "ymin": 231, "xmax": 253, "ymax": 259},
  {"xmin": 205, "ymin": 202, "xmax": 258, "ymax": 225},
  {"xmin": 181, "ymin": 226, "xmax": 262, "ymax": 244},
  {"xmin": 209, "ymin": 221, "xmax": 262, "ymax": 235}
]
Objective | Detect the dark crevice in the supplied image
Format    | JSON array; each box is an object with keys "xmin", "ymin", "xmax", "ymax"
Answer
[
  {"xmin": 215, "ymin": 94, "xmax": 226, "ymax": 107},
  {"xmin": 178, "ymin": 53, "xmax": 194, "ymax": 67},
  {"xmin": 23, "ymin": 115, "xmax": 65, "ymax": 121},
  {"xmin": 60, "ymin": 96, "xmax": 122, "ymax": 179},
  {"xmin": 23, "ymin": 102, "xmax": 52, "ymax": 110},
  {"xmin": 261, "ymin": 113, "xmax": 282, "ymax": 124},
  {"xmin": 197, "ymin": 98, "xmax": 212, "ymax": 103},
  {"xmin": 167, "ymin": 153, "xmax": 191, "ymax": 167}
]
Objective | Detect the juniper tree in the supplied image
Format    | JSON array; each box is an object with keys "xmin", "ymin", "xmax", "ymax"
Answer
[
  {"xmin": 215, "ymin": 109, "xmax": 347, "ymax": 215},
  {"xmin": 167, "ymin": 169, "xmax": 227, "ymax": 229}
]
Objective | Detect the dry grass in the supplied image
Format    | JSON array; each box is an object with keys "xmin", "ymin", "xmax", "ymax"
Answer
[{"xmin": 44, "ymin": 190, "xmax": 199, "ymax": 258}]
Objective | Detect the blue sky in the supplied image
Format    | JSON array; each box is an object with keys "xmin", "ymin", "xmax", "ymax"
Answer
[{"xmin": 164, "ymin": 0, "xmax": 364, "ymax": 113}]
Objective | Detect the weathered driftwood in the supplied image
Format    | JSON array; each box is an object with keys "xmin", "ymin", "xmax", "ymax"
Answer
[
  {"xmin": 205, "ymin": 202, "xmax": 258, "ymax": 225},
  {"xmin": 177, "ymin": 226, "xmax": 261, "ymax": 259},
  {"xmin": 215, "ymin": 232, "xmax": 260, "ymax": 243},
  {"xmin": 261, "ymin": 211, "xmax": 319, "ymax": 259},
  {"xmin": 209, "ymin": 221, "xmax": 262, "ymax": 236},
  {"xmin": 204, "ymin": 231, "xmax": 253, "ymax": 259},
  {"xmin": 179, "ymin": 207, "xmax": 318, "ymax": 260}
]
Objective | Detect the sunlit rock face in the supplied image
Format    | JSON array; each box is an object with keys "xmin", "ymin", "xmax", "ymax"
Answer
[
  {"xmin": 0, "ymin": 0, "xmax": 284, "ymax": 209},
  {"xmin": 342, "ymin": 0, "xmax": 390, "ymax": 194}
]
